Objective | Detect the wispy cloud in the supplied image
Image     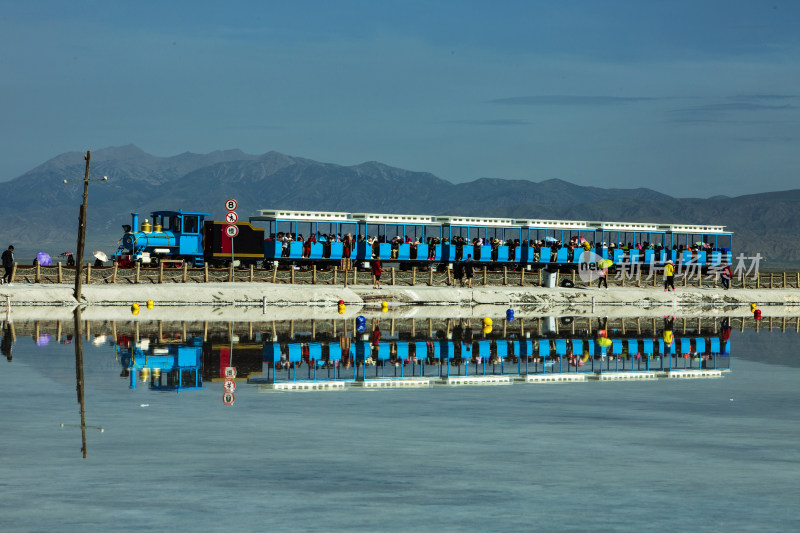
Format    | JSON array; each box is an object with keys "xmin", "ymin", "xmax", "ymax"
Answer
[
  {"xmin": 488, "ymin": 95, "xmax": 659, "ymax": 106},
  {"xmin": 442, "ymin": 119, "xmax": 531, "ymax": 126}
]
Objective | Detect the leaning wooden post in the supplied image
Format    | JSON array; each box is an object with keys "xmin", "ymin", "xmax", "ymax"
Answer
[
  {"xmin": 796, "ymin": 272, "xmax": 799, "ymax": 289},
  {"xmin": 135, "ymin": 262, "xmax": 140, "ymax": 284},
  {"xmin": 229, "ymin": 263, "xmax": 234, "ymax": 283},
  {"xmin": 58, "ymin": 262, "xmax": 63, "ymax": 283},
  {"xmin": 204, "ymin": 262, "xmax": 209, "ymax": 283},
  {"xmin": 158, "ymin": 262, "xmax": 164, "ymax": 284},
  {"xmin": 483, "ymin": 266, "xmax": 487, "ymax": 286},
  {"xmin": 428, "ymin": 267, "xmax": 434, "ymax": 286},
  {"xmin": 447, "ymin": 267, "xmax": 452, "ymax": 286},
  {"xmin": 272, "ymin": 263, "xmax": 277, "ymax": 283},
  {"xmin": 86, "ymin": 262, "xmax": 91, "ymax": 284},
  {"xmin": 182, "ymin": 262, "xmax": 187, "ymax": 283},
  {"xmin": 538, "ymin": 268, "xmax": 542, "ymax": 286},
  {"xmin": 503, "ymin": 266, "xmax": 507, "ymax": 286},
  {"xmin": 111, "ymin": 261, "xmax": 117, "ymax": 284},
  {"xmin": 35, "ymin": 263, "xmax": 41, "ymax": 283},
  {"xmin": 411, "ymin": 266, "xmax": 416, "ymax": 286},
  {"xmin": 520, "ymin": 268, "xmax": 524, "ymax": 286}
]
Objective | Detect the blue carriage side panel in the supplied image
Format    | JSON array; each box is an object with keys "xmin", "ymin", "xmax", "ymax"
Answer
[
  {"xmin": 309, "ymin": 243, "xmax": 324, "ymax": 259},
  {"xmin": 397, "ymin": 244, "xmax": 410, "ymax": 260},
  {"xmin": 555, "ymin": 247, "xmax": 569, "ymax": 263},
  {"xmin": 497, "ymin": 246, "xmax": 509, "ymax": 262},
  {"xmin": 379, "ymin": 243, "xmax": 391, "ymax": 259},
  {"xmin": 330, "ymin": 242, "xmax": 344, "ymax": 260},
  {"xmin": 264, "ymin": 241, "xmax": 281, "ymax": 259},
  {"xmin": 289, "ymin": 241, "xmax": 303, "ymax": 259},
  {"xmin": 612, "ymin": 249, "xmax": 625, "ymax": 265}
]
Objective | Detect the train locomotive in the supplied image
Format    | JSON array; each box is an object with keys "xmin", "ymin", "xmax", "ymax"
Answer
[
  {"xmin": 114, "ymin": 208, "xmax": 734, "ymax": 271},
  {"xmin": 115, "ymin": 210, "xmax": 264, "ymax": 268}
]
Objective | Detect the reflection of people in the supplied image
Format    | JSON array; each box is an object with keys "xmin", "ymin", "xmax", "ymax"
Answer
[
  {"xmin": 663, "ymin": 316, "xmax": 675, "ymax": 347},
  {"xmin": 598, "ymin": 264, "xmax": 608, "ymax": 289},
  {"xmin": 1, "ymin": 323, "xmax": 12, "ymax": 361},
  {"xmin": 720, "ymin": 317, "xmax": 731, "ymax": 342}
]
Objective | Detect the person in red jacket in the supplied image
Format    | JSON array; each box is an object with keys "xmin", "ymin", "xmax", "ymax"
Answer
[{"xmin": 371, "ymin": 256, "xmax": 383, "ymax": 289}]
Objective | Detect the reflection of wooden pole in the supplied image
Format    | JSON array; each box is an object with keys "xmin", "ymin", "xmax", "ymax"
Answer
[
  {"xmin": 391, "ymin": 318, "xmax": 395, "ymax": 337},
  {"xmin": 85, "ymin": 320, "xmax": 91, "ymax": 341},
  {"xmin": 57, "ymin": 320, "xmax": 63, "ymax": 342},
  {"xmin": 111, "ymin": 321, "xmax": 116, "ymax": 344},
  {"xmin": 428, "ymin": 318, "xmax": 433, "ymax": 337},
  {"xmin": 134, "ymin": 321, "xmax": 139, "ymax": 343},
  {"xmin": 411, "ymin": 318, "xmax": 415, "ymax": 337},
  {"xmin": 203, "ymin": 321, "xmax": 208, "ymax": 342},
  {"xmin": 73, "ymin": 307, "xmax": 87, "ymax": 458},
  {"xmin": 290, "ymin": 320, "xmax": 294, "ymax": 339},
  {"xmin": 520, "ymin": 319, "xmax": 524, "ymax": 337},
  {"xmin": 158, "ymin": 321, "xmax": 163, "ymax": 341},
  {"xmin": 182, "ymin": 321, "xmax": 187, "ymax": 341},
  {"xmin": 35, "ymin": 321, "xmax": 40, "ymax": 342},
  {"xmin": 636, "ymin": 317, "xmax": 641, "ymax": 335},
  {"xmin": 312, "ymin": 320, "xmax": 317, "ymax": 340}
]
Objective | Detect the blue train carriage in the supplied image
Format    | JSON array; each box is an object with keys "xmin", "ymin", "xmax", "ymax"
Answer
[
  {"xmin": 203, "ymin": 220, "xmax": 266, "ymax": 267},
  {"xmin": 250, "ymin": 209, "xmax": 353, "ymax": 264},
  {"xmin": 115, "ymin": 210, "xmax": 210, "ymax": 267}
]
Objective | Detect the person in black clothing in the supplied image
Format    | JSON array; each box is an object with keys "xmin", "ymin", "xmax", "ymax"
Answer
[
  {"xmin": 464, "ymin": 254, "xmax": 474, "ymax": 288},
  {"xmin": 2, "ymin": 245, "xmax": 14, "ymax": 284}
]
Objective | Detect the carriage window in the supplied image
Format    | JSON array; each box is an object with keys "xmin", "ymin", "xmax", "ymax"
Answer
[
  {"xmin": 183, "ymin": 216, "xmax": 199, "ymax": 233},
  {"xmin": 169, "ymin": 216, "xmax": 182, "ymax": 232}
]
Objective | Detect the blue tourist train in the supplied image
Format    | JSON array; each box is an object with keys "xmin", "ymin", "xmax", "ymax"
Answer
[{"xmin": 114, "ymin": 208, "xmax": 733, "ymax": 269}]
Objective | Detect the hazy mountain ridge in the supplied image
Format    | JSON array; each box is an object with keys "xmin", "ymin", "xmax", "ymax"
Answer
[{"xmin": 0, "ymin": 146, "xmax": 797, "ymax": 263}]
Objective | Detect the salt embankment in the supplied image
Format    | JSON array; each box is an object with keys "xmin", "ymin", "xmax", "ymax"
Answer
[{"xmin": 1, "ymin": 283, "xmax": 798, "ymax": 322}]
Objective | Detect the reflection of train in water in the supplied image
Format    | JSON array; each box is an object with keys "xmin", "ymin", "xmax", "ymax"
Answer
[
  {"xmin": 114, "ymin": 208, "xmax": 733, "ymax": 270},
  {"xmin": 111, "ymin": 317, "xmax": 732, "ymax": 392}
]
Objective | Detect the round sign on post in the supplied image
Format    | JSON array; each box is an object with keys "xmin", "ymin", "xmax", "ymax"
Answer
[
  {"xmin": 225, "ymin": 225, "xmax": 239, "ymax": 238},
  {"xmin": 224, "ymin": 366, "xmax": 238, "ymax": 378},
  {"xmin": 225, "ymin": 211, "xmax": 238, "ymax": 224},
  {"xmin": 225, "ymin": 199, "xmax": 238, "ymax": 211},
  {"xmin": 222, "ymin": 392, "xmax": 235, "ymax": 405},
  {"xmin": 223, "ymin": 379, "xmax": 236, "ymax": 392}
]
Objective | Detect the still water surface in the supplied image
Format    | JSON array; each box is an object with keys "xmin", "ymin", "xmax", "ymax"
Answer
[{"xmin": 1, "ymin": 315, "xmax": 798, "ymax": 532}]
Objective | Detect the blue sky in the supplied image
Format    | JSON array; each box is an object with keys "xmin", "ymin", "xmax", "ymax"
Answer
[{"xmin": 2, "ymin": 0, "xmax": 799, "ymax": 197}]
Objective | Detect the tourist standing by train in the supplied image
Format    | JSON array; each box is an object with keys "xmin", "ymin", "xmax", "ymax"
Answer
[
  {"xmin": 1, "ymin": 245, "xmax": 14, "ymax": 285},
  {"xmin": 464, "ymin": 254, "xmax": 474, "ymax": 288},
  {"xmin": 664, "ymin": 259, "xmax": 676, "ymax": 291},
  {"xmin": 721, "ymin": 262, "xmax": 732, "ymax": 290},
  {"xmin": 371, "ymin": 256, "xmax": 382, "ymax": 289}
]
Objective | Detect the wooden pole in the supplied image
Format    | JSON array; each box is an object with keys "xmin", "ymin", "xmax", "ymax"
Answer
[
  {"xmin": 182, "ymin": 262, "xmax": 188, "ymax": 283},
  {"xmin": 58, "ymin": 262, "xmax": 63, "ymax": 283},
  {"xmin": 392, "ymin": 267, "xmax": 396, "ymax": 286},
  {"xmin": 158, "ymin": 262, "xmax": 163, "ymax": 284},
  {"xmin": 250, "ymin": 264, "xmax": 254, "ymax": 283},
  {"xmin": 312, "ymin": 264, "xmax": 317, "ymax": 284},
  {"xmin": 483, "ymin": 266, "xmax": 487, "ymax": 286},
  {"xmin": 135, "ymin": 262, "xmax": 140, "ymax": 284},
  {"xmin": 520, "ymin": 268, "xmax": 524, "ymax": 286},
  {"xmin": 73, "ymin": 151, "xmax": 91, "ymax": 302},
  {"xmin": 538, "ymin": 269, "xmax": 542, "ymax": 286},
  {"xmin": 35, "ymin": 263, "xmax": 41, "ymax": 283},
  {"xmin": 204, "ymin": 262, "xmax": 209, "ymax": 283},
  {"xmin": 428, "ymin": 268, "xmax": 433, "ymax": 286},
  {"xmin": 111, "ymin": 261, "xmax": 117, "ymax": 284},
  {"xmin": 333, "ymin": 266, "xmax": 338, "ymax": 285},
  {"xmin": 503, "ymin": 266, "xmax": 507, "ymax": 286},
  {"xmin": 290, "ymin": 267, "xmax": 295, "ymax": 284},
  {"xmin": 229, "ymin": 263, "xmax": 234, "ymax": 283},
  {"xmin": 412, "ymin": 266, "xmax": 416, "ymax": 286},
  {"xmin": 272, "ymin": 263, "xmax": 277, "ymax": 283}
]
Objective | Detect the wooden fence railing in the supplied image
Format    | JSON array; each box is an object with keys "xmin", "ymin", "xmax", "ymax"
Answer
[{"xmin": 5, "ymin": 262, "xmax": 800, "ymax": 289}]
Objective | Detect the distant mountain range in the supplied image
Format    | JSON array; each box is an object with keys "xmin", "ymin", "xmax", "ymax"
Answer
[{"xmin": 1, "ymin": 145, "xmax": 796, "ymax": 265}]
